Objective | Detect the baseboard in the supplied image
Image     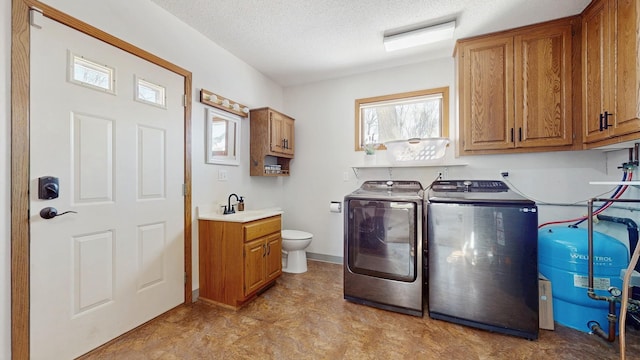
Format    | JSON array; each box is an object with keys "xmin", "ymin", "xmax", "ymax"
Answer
[{"xmin": 307, "ymin": 252, "xmax": 343, "ymax": 265}]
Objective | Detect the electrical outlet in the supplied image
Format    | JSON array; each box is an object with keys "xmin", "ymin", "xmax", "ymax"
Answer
[
  {"xmin": 500, "ymin": 170, "xmax": 509, "ymax": 178},
  {"xmin": 218, "ymin": 169, "xmax": 228, "ymax": 181},
  {"xmin": 343, "ymin": 171, "xmax": 349, "ymax": 182},
  {"xmin": 437, "ymin": 167, "xmax": 448, "ymax": 180}
]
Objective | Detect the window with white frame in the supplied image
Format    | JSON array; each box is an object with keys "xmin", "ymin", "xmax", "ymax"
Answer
[
  {"xmin": 355, "ymin": 87, "xmax": 449, "ymax": 151},
  {"xmin": 68, "ymin": 52, "xmax": 116, "ymax": 94},
  {"xmin": 135, "ymin": 76, "xmax": 167, "ymax": 108}
]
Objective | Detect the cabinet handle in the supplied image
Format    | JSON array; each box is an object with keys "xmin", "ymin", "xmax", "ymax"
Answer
[
  {"xmin": 263, "ymin": 244, "xmax": 266, "ymax": 257},
  {"xmin": 510, "ymin": 128, "xmax": 514, "ymax": 143},
  {"xmin": 267, "ymin": 244, "xmax": 271, "ymax": 255},
  {"xmin": 518, "ymin": 128, "xmax": 522, "ymax": 142},
  {"xmin": 281, "ymin": 139, "xmax": 285, "ymax": 149},
  {"xmin": 599, "ymin": 112, "xmax": 613, "ymax": 131},
  {"xmin": 603, "ymin": 111, "xmax": 613, "ymax": 129},
  {"xmin": 285, "ymin": 139, "xmax": 289, "ymax": 149}
]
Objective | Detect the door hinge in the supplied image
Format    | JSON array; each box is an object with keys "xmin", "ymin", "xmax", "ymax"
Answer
[
  {"xmin": 184, "ymin": 272, "xmax": 187, "ymax": 285},
  {"xmin": 29, "ymin": 7, "xmax": 44, "ymax": 29},
  {"xmin": 182, "ymin": 184, "xmax": 187, "ymax": 196},
  {"xmin": 183, "ymin": 94, "xmax": 187, "ymax": 107}
]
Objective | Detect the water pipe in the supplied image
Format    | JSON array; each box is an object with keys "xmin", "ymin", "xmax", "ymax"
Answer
[
  {"xmin": 586, "ymin": 199, "xmax": 618, "ymax": 342},
  {"xmin": 619, "ymin": 231, "xmax": 640, "ymax": 360},
  {"xmin": 597, "ymin": 215, "xmax": 639, "ymax": 272},
  {"xmin": 571, "ymin": 171, "xmax": 630, "ymax": 227},
  {"xmin": 538, "ymin": 169, "xmax": 632, "ymax": 229},
  {"xmin": 586, "ymin": 198, "xmax": 640, "ymax": 352}
]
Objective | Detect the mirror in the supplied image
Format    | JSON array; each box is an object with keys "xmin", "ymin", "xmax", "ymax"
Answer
[{"xmin": 206, "ymin": 107, "xmax": 241, "ymax": 165}]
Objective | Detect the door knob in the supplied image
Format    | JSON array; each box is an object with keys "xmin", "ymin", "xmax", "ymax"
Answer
[{"xmin": 40, "ymin": 207, "xmax": 77, "ymax": 219}]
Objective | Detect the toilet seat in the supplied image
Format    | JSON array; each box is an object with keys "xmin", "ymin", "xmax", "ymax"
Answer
[{"xmin": 282, "ymin": 229, "xmax": 312, "ymax": 240}]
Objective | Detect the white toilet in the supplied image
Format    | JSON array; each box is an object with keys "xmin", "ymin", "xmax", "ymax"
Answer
[{"xmin": 281, "ymin": 229, "xmax": 313, "ymax": 273}]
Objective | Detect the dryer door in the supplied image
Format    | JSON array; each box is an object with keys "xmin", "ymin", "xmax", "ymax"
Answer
[{"xmin": 346, "ymin": 199, "xmax": 419, "ymax": 282}]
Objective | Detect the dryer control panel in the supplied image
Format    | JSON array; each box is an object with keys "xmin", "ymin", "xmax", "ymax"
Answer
[{"xmin": 431, "ymin": 180, "xmax": 508, "ymax": 193}]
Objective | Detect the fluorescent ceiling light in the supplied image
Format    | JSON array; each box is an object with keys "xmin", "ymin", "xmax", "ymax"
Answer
[{"xmin": 383, "ymin": 20, "xmax": 456, "ymax": 52}]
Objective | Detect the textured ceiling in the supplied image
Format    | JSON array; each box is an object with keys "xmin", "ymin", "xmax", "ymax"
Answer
[{"xmin": 149, "ymin": 0, "xmax": 591, "ymax": 87}]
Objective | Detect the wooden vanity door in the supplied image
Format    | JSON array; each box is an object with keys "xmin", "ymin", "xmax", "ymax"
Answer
[{"xmin": 244, "ymin": 238, "xmax": 267, "ymax": 295}]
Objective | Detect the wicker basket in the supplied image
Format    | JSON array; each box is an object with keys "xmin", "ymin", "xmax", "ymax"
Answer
[{"xmin": 384, "ymin": 137, "xmax": 449, "ymax": 165}]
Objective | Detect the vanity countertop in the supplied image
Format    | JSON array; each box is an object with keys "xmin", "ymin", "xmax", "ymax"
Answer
[{"xmin": 197, "ymin": 207, "xmax": 283, "ymax": 223}]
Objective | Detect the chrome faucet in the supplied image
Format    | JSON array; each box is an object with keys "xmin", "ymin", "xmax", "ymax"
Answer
[{"xmin": 224, "ymin": 193, "xmax": 240, "ymax": 214}]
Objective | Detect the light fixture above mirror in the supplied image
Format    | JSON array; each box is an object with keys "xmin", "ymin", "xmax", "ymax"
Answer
[{"xmin": 200, "ymin": 89, "xmax": 250, "ymax": 117}]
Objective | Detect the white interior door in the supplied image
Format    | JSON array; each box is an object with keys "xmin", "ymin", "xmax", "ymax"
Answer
[{"xmin": 29, "ymin": 12, "xmax": 185, "ymax": 359}]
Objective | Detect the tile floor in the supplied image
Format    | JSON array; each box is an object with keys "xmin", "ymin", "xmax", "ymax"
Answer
[{"xmin": 79, "ymin": 260, "xmax": 640, "ymax": 359}]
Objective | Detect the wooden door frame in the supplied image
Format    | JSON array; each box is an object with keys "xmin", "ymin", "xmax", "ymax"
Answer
[{"xmin": 11, "ymin": 1, "xmax": 193, "ymax": 358}]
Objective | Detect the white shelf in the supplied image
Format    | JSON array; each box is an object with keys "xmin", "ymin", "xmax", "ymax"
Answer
[
  {"xmin": 589, "ymin": 181, "xmax": 640, "ymax": 185},
  {"xmin": 351, "ymin": 163, "xmax": 467, "ymax": 179},
  {"xmin": 352, "ymin": 163, "xmax": 467, "ymax": 169},
  {"xmin": 589, "ymin": 181, "xmax": 640, "ymax": 190}
]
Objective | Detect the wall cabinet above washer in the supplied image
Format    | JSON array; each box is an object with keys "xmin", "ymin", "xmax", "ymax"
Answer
[
  {"xmin": 582, "ymin": 0, "xmax": 640, "ymax": 148},
  {"xmin": 455, "ymin": 16, "xmax": 580, "ymax": 155}
]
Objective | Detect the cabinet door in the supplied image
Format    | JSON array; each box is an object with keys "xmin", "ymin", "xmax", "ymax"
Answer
[
  {"xmin": 265, "ymin": 233, "xmax": 282, "ymax": 282},
  {"xmin": 612, "ymin": 0, "xmax": 640, "ymax": 136},
  {"xmin": 514, "ymin": 23, "xmax": 573, "ymax": 148},
  {"xmin": 459, "ymin": 35, "xmax": 514, "ymax": 151},
  {"xmin": 244, "ymin": 238, "xmax": 266, "ymax": 296},
  {"xmin": 269, "ymin": 111, "xmax": 284, "ymax": 154},
  {"xmin": 582, "ymin": 0, "xmax": 613, "ymax": 143},
  {"xmin": 281, "ymin": 116, "xmax": 295, "ymax": 156}
]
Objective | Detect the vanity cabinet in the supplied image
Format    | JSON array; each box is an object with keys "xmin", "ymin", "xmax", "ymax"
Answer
[
  {"xmin": 250, "ymin": 107, "xmax": 295, "ymax": 176},
  {"xmin": 582, "ymin": 0, "xmax": 640, "ymax": 147},
  {"xmin": 198, "ymin": 215, "xmax": 282, "ymax": 309},
  {"xmin": 456, "ymin": 17, "xmax": 577, "ymax": 155}
]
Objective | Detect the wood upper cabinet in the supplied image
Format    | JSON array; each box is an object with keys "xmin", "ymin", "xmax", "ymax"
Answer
[
  {"xmin": 269, "ymin": 111, "xmax": 295, "ymax": 156},
  {"xmin": 198, "ymin": 215, "xmax": 282, "ymax": 309},
  {"xmin": 583, "ymin": 0, "xmax": 640, "ymax": 147},
  {"xmin": 457, "ymin": 17, "xmax": 576, "ymax": 154},
  {"xmin": 250, "ymin": 107, "xmax": 294, "ymax": 176},
  {"xmin": 458, "ymin": 35, "xmax": 514, "ymax": 152}
]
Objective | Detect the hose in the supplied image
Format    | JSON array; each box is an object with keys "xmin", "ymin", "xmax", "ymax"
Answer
[
  {"xmin": 571, "ymin": 171, "xmax": 630, "ymax": 227},
  {"xmin": 537, "ymin": 170, "xmax": 632, "ymax": 229},
  {"xmin": 620, "ymin": 228, "xmax": 640, "ymax": 360}
]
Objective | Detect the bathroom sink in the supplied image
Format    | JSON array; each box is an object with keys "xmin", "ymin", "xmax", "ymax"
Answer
[{"xmin": 197, "ymin": 207, "xmax": 283, "ymax": 223}]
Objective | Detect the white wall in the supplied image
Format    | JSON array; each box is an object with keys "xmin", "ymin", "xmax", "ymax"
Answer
[
  {"xmin": 283, "ymin": 57, "xmax": 637, "ymax": 260},
  {"xmin": 1, "ymin": 0, "xmax": 11, "ymax": 357},
  {"xmin": 3, "ymin": 1, "xmax": 287, "ymax": 357}
]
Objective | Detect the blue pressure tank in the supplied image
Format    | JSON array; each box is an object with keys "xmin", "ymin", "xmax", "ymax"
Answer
[{"xmin": 538, "ymin": 226, "xmax": 629, "ymax": 333}]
